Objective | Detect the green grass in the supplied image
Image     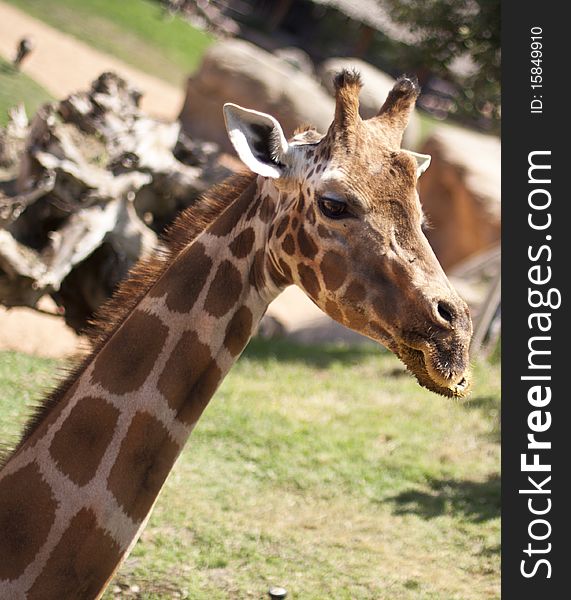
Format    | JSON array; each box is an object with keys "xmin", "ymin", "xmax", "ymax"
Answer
[
  {"xmin": 0, "ymin": 340, "xmax": 500, "ymax": 599},
  {"xmin": 5, "ymin": 0, "xmax": 213, "ymax": 86},
  {"xmin": 0, "ymin": 57, "xmax": 53, "ymax": 127}
]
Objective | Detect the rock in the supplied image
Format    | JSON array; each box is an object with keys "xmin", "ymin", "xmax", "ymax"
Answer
[
  {"xmin": 319, "ymin": 57, "xmax": 421, "ymax": 149},
  {"xmin": 178, "ymin": 39, "xmax": 335, "ymax": 151},
  {"xmin": 274, "ymin": 47, "xmax": 315, "ymax": 76},
  {"xmin": 418, "ymin": 124, "xmax": 500, "ymax": 270},
  {"xmin": 257, "ymin": 314, "xmax": 286, "ymax": 339}
]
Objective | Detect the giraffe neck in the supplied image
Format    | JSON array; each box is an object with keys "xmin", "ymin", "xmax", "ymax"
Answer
[{"xmin": 0, "ymin": 175, "xmax": 285, "ymax": 599}]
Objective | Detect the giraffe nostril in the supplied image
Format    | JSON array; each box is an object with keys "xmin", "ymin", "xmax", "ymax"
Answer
[{"xmin": 437, "ymin": 301, "xmax": 455, "ymax": 325}]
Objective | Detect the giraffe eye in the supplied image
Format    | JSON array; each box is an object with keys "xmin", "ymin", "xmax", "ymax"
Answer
[{"xmin": 318, "ymin": 196, "xmax": 351, "ymax": 220}]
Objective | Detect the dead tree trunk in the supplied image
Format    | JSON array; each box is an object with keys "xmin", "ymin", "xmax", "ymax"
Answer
[{"xmin": 0, "ymin": 72, "xmax": 235, "ymax": 332}]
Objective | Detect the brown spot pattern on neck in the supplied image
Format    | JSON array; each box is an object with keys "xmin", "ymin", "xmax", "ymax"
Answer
[
  {"xmin": 91, "ymin": 310, "xmax": 168, "ymax": 395},
  {"xmin": 0, "ymin": 462, "xmax": 57, "ymax": 580},
  {"xmin": 204, "ymin": 260, "xmax": 243, "ymax": 318},
  {"xmin": 27, "ymin": 508, "xmax": 122, "ymax": 600},
  {"xmin": 3, "ymin": 173, "xmax": 257, "ymax": 460},
  {"xmin": 49, "ymin": 396, "xmax": 120, "ymax": 486},
  {"xmin": 107, "ymin": 412, "xmax": 179, "ymax": 522}
]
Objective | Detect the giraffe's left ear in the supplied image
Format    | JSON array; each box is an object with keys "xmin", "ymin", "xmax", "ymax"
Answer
[
  {"xmin": 404, "ymin": 150, "xmax": 432, "ymax": 178},
  {"xmin": 223, "ymin": 103, "xmax": 290, "ymax": 179}
]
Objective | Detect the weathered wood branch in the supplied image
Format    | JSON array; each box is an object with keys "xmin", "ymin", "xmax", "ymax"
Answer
[{"xmin": 0, "ymin": 72, "xmax": 235, "ymax": 331}]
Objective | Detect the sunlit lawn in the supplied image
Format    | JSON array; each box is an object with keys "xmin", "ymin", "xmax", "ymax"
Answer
[
  {"xmin": 5, "ymin": 0, "xmax": 213, "ymax": 86},
  {"xmin": 0, "ymin": 57, "xmax": 53, "ymax": 126},
  {"xmin": 0, "ymin": 339, "xmax": 500, "ymax": 599}
]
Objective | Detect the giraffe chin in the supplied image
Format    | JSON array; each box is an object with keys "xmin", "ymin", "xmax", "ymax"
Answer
[
  {"xmin": 396, "ymin": 344, "xmax": 472, "ymax": 399},
  {"xmin": 365, "ymin": 326, "xmax": 471, "ymax": 398}
]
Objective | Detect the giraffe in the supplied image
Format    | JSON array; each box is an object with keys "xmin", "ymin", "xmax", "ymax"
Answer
[{"xmin": 0, "ymin": 70, "xmax": 472, "ymax": 599}]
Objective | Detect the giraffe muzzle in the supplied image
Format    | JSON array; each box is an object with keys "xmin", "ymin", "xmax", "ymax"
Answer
[{"xmin": 395, "ymin": 332, "xmax": 472, "ymax": 399}]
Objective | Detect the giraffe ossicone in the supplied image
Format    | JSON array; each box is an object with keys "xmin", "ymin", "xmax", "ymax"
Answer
[{"xmin": 0, "ymin": 69, "xmax": 472, "ymax": 599}]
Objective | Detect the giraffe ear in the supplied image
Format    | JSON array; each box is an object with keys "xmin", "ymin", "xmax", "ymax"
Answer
[
  {"xmin": 404, "ymin": 150, "xmax": 432, "ymax": 177},
  {"xmin": 223, "ymin": 103, "xmax": 290, "ymax": 179}
]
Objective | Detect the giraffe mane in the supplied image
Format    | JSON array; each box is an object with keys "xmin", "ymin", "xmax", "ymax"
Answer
[{"xmin": 0, "ymin": 171, "xmax": 256, "ymax": 466}]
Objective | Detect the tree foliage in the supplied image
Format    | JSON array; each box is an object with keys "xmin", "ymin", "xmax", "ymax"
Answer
[{"xmin": 385, "ymin": 0, "xmax": 500, "ymax": 128}]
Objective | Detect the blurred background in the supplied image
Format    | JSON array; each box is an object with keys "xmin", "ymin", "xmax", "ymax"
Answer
[
  {"xmin": 0, "ymin": 2, "xmax": 500, "ymax": 599},
  {"xmin": 0, "ymin": 0, "xmax": 500, "ymax": 351}
]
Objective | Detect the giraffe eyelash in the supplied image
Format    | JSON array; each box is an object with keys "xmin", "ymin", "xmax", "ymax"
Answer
[{"xmin": 317, "ymin": 195, "xmax": 354, "ymax": 220}]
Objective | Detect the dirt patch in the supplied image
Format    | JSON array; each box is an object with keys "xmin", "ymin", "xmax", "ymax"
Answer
[
  {"xmin": 0, "ymin": 297, "xmax": 84, "ymax": 358},
  {"xmin": 0, "ymin": 1, "xmax": 182, "ymax": 120}
]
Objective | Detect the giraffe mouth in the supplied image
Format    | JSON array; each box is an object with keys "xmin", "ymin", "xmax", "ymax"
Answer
[
  {"xmin": 366, "ymin": 324, "xmax": 471, "ymax": 398},
  {"xmin": 395, "ymin": 342, "xmax": 472, "ymax": 399}
]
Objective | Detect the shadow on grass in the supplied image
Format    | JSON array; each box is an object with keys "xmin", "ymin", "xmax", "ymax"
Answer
[
  {"xmin": 388, "ymin": 474, "xmax": 500, "ymax": 523},
  {"xmin": 464, "ymin": 394, "xmax": 499, "ymax": 411},
  {"xmin": 242, "ymin": 336, "xmax": 380, "ymax": 369},
  {"xmin": 0, "ymin": 63, "xmax": 16, "ymax": 75}
]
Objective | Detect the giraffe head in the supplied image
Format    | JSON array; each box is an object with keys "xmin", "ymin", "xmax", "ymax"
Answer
[{"xmin": 224, "ymin": 69, "xmax": 472, "ymax": 397}]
